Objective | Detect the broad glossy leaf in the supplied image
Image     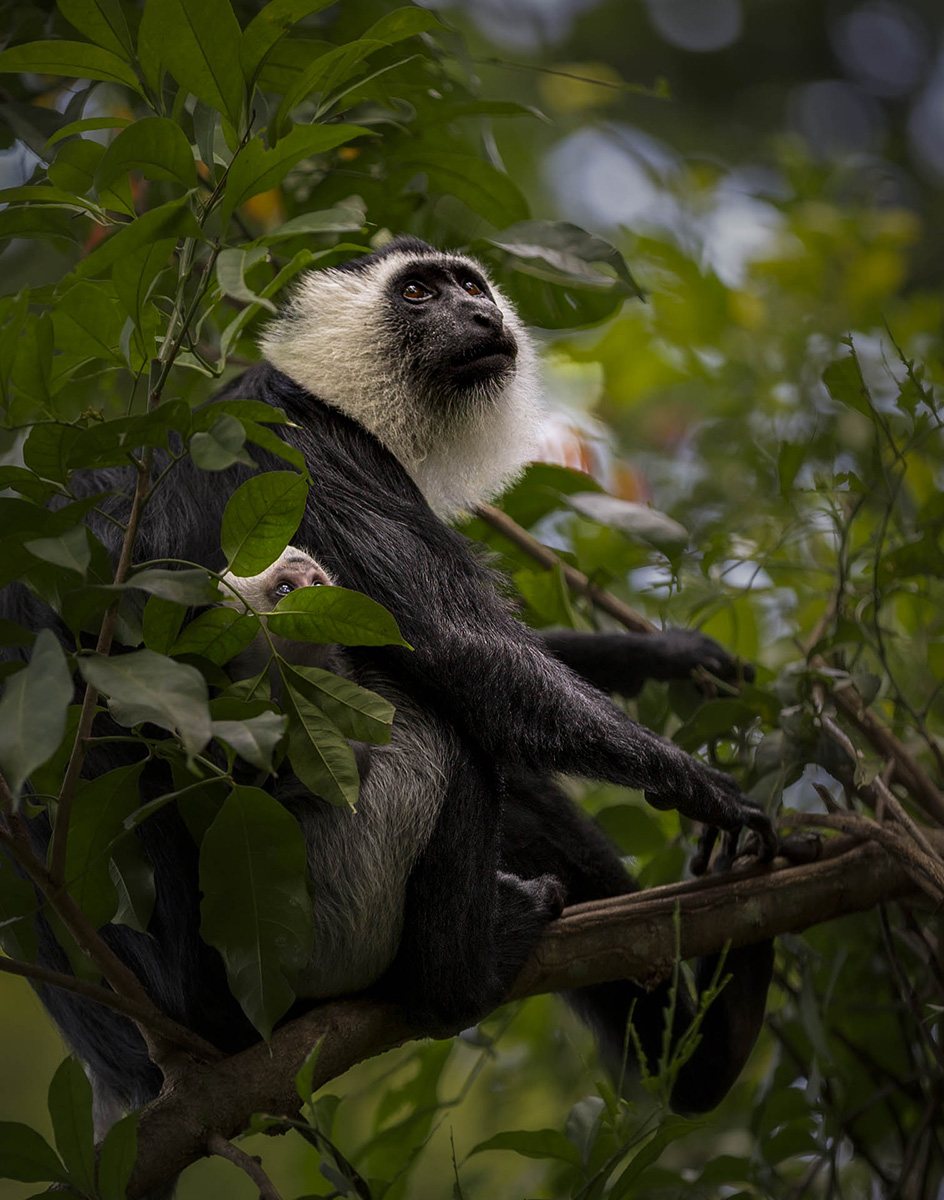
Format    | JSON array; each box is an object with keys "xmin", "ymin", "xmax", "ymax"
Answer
[
  {"xmin": 0, "ymin": 40, "xmax": 141, "ymax": 92},
  {"xmin": 469, "ymin": 1129, "xmax": 581, "ymax": 1167},
  {"xmin": 171, "ymin": 606, "xmax": 259, "ymax": 664},
  {"xmin": 221, "ymin": 124, "xmax": 370, "ymax": 229},
  {"xmin": 0, "ymin": 629, "xmax": 73, "ymax": 800},
  {"xmin": 78, "ymin": 649, "xmax": 212, "ymax": 757},
  {"xmin": 255, "ymin": 204, "xmax": 366, "ymax": 244},
  {"xmin": 109, "ymin": 834, "xmax": 156, "ymax": 933},
  {"xmin": 74, "ymin": 198, "xmax": 202, "ymax": 280},
  {"xmin": 220, "ymin": 470, "xmax": 308, "ymax": 576},
  {"xmin": 95, "ymin": 117, "xmax": 198, "ymax": 192},
  {"xmin": 394, "ymin": 150, "xmax": 528, "ymax": 229},
  {"xmin": 96, "ymin": 1114, "xmax": 138, "ymax": 1200},
  {"xmin": 23, "ymin": 423, "xmax": 81, "ymax": 484},
  {"xmin": 280, "ymin": 660, "xmax": 393, "ymax": 743},
  {"xmin": 488, "ymin": 219, "xmax": 642, "ymax": 296},
  {"xmin": 24, "ymin": 526, "xmax": 91, "ymax": 576},
  {"xmin": 211, "ymin": 710, "xmax": 287, "ymax": 772},
  {"xmin": 62, "ymin": 763, "xmax": 144, "ymax": 928},
  {"xmin": 45, "ymin": 116, "xmax": 134, "ymax": 148},
  {"xmin": 141, "ymin": 594, "xmax": 187, "ymax": 655},
  {"xmin": 189, "ymin": 413, "xmax": 254, "ymax": 471},
  {"xmin": 268, "ymin": 584, "xmax": 409, "ymax": 648},
  {"xmin": 0, "ymin": 1122, "xmax": 68, "ymax": 1184},
  {"xmin": 138, "ymin": 0, "xmax": 245, "ymax": 129},
  {"xmin": 191, "ymin": 399, "xmax": 291, "ymax": 431},
  {"xmin": 47, "ymin": 1058, "xmax": 95, "ymax": 1197},
  {"xmin": 274, "ymin": 40, "xmax": 386, "ymax": 131},
  {"xmin": 239, "ymin": 0, "xmax": 336, "ymax": 83},
  {"xmin": 57, "ymin": 0, "xmax": 135, "ymax": 60},
  {"xmin": 124, "ymin": 567, "xmax": 220, "ymax": 606},
  {"xmin": 53, "ymin": 281, "xmax": 125, "ymax": 365},
  {"xmin": 362, "ymin": 6, "xmax": 445, "ymax": 40},
  {"xmin": 47, "ymin": 138, "xmax": 104, "ymax": 196},
  {"xmin": 569, "ymin": 492, "xmax": 688, "ymax": 548},
  {"xmin": 284, "ymin": 684, "xmax": 360, "ymax": 808},
  {"xmin": 216, "ymin": 245, "xmax": 277, "ymax": 313},
  {"xmin": 199, "ymin": 785, "xmax": 313, "ymax": 1037}
]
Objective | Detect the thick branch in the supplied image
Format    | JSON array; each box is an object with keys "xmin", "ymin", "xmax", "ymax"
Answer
[{"xmin": 126, "ymin": 832, "xmax": 931, "ymax": 1198}]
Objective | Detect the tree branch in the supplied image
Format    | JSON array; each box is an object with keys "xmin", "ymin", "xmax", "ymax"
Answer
[
  {"xmin": 475, "ymin": 502, "xmax": 656, "ymax": 633},
  {"xmin": 125, "ymin": 831, "xmax": 934, "ymax": 1198}
]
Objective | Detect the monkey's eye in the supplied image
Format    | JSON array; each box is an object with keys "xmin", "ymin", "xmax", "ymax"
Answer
[
  {"xmin": 462, "ymin": 278, "xmax": 483, "ymax": 296},
  {"xmin": 402, "ymin": 280, "xmax": 433, "ymax": 303},
  {"xmin": 273, "ymin": 580, "xmax": 295, "ymax": 599}
]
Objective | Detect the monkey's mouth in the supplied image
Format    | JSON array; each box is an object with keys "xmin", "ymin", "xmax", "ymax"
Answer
[{"xmin": 448, "ymin": 334, "xmax": 518, "ymax": 381}]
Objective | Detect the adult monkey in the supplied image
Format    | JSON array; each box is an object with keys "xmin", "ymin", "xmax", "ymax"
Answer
[{"xmin": 2, "ymin": 237, "xmax": 776, "ymax": 1127}]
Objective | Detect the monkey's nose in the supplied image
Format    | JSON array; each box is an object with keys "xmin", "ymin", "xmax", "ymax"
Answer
[{"xmin": 472, "ymin": 307, "xmax": 503, "ymax": 333}]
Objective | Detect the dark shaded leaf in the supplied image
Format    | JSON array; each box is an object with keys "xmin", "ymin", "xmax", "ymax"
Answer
[
  {"xmin": 268, "ymin": 585, "xmax": 409, "ymax": 649},
  {"xmin": 199, "ymin": 785, "xmax": 314, "ymax": 1037},
  {"xmin": 95, "ymin": 117, "xmax": 198, "ymax": 191},
  {"xmin": 0, "ymin": 629, "xmax": 73, "ymax": 799},
  {"xmin": 47, "ymin": 1058, "xmax": 95, "ymax": 1197},
  {"xmin": 220, "ymin": 470, "xmax": 308, "ymax": 576},
  {"xmin": 0, "ymin": 40, "xmax": 141, "ymax": 92}
]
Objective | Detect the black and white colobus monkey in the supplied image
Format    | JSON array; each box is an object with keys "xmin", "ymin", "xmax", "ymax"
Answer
[{"xmin": 2, "ymin": 237, "xmax": 777, "ymax": 1128}]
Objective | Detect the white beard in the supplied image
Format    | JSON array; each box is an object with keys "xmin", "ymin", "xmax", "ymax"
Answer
[{"xmin": 259, "ymin": 248, "xmax": 542, "ymax": 519}]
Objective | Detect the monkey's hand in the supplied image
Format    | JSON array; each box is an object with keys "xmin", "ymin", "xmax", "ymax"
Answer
[
  {"xmin": 652, "ymin": 628, "xmax": 756, "ymax": 686},
  {"xmin": 643, "ymin": 752, "xmax": 777, "ymax": 870}
]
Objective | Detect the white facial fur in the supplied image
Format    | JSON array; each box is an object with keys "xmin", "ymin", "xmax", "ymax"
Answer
[{"xmin": 259, "ymin": 247, "xmax": 542, "ymax": 519}]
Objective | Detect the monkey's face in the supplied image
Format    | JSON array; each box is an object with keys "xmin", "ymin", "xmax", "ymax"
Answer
[
  {"xmin": 265, "ymin": 553, "xmax": 332, "ymax": 608},
  {"xmin": 385, "ymin": 259, "xmax": 519, "ymax": 401}
]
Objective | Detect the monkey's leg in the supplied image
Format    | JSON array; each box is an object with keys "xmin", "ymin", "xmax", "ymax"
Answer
[
  {"xmin": 380, "ymin": 747, "xmax": 563, "ymax": 1035},
  {"xmin": 500, "ymin": 769, "xmax": 773, "ymax": 1114},
  {"xmin": 540, "ymin": 629, "xmax": 755, "ymax": 697}
]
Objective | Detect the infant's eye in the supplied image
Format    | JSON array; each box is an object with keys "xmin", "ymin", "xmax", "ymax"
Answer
[
  {"xmin": 402, "ymin": 280, "xmax": 433, "ymax": 302},
  {"xmin": 273, "ymin": 580, "xmax": 294, "ymax": 598},
  {"xmin": 462, "ymin": 278, "xmax": 482, "ymax": 296}
]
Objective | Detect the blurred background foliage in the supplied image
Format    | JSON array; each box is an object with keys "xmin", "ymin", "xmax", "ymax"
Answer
[{"xmin": 1, "ymin": 0, "xmax": 943, "ymax": 1196}]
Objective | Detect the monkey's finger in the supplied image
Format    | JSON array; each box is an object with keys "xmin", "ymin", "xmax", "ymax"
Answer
[{"xmin": 691, "ymin": 824, "xmax": 719, "ymax": 875}]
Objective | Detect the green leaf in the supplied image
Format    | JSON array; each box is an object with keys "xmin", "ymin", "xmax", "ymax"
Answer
[
  {"xmin": 0, "ymin": 40, "xmax": 142, "ymax": 92},
  {"xmin": 23, "ymin": 423, "xmax": 81, "ymax": 484},
  {"xmin": 95, "ymin": 117, "xmax": 198, "ymax": 192},
  {"xmin": 673, "ymin": 699, "xmax": 757, "ymax": 752},
  {"xmin": 362, "ymin": 6, "xmax": 446, "ymax": 41},
  {"xmin": 569, "ymin": 492, "xmax": 688, "ymax": 549},
  {"xmin": 274, "ymin": 40, "xmax": 386, "ymax": 131},
  {"xmin": 48, "ymin": 137, "xmax": 105, "ymax": 196},
  {"xmin": 73, "ymin": 198, "xmax": 203, "ymax": 279},
  {"xmin": 0, "ymin": 1122, "xmax": 68, "ymax": 1184},
  {"xmin": 78, "ymin": 649, "xmax": 212, "ymax": 758},
  {"xmin": 394, "ymin": 150, "xmax": 528, "ymax": 229},
  {"xmin": 822, "ymin": 354, "xmax": 871, "ymax": 417},
  {"xmin": 0, "ymin": 184, "xmax": 102, "ymax": 217},
  {"xmin": 0, "ymin": 618, "xmax": 36, "ymax": 649},
  {"xmin": 294, "ymin": 1040, "xmax": 323, "ymax": 1103},
  {"xmin": 47, "ymin": 1058, "xmax": 95, "ymax": 1197},
  {"xmin": 96, "ymin": 1113, "xmax": 138, "ymax": 1200},
  {"xmin": 45, "ymin": 116, "xmax": 134, "ymax": 148},
  {"xmin": 268, "ymin": 585, "xmax": 409, "ymax": 648},
  {"xmin": 24, "ymin": 526, "xmax": 91, "ymax": 576},
  {"xmin": 57, "ymin": 0, "xmax": 135, "ymax": 61},
  {"xmin": 199, "ymin": 784, "xmax": 314, "ymax": 1037},
  {"xmin": 283, "ymin": 683, "xmax": 360, "ymax": 808},
  {"xmin": 189, "ymin": 413, "xmax": 255, "ymax": 471},
  {"xmin": 255, "ymin": 204, "xmax": 366, "ymax": 244},
  {"xmin": 109, "ymin": 834, "xmax": 156, "ymax": 933},
  {"xmin": 607, "ymin": 1117, "xmax": 698, "ymax": 1198},
  {"xmin": 220, "ymin": 470, "xmax": 308, "ymax": 576},
  {"xmin": 216, "ymin": 245, "xmax": 277, "ymax": 313},
  {"xmin": 124, "ymin": 567, "xmax": 220, "ymax": 606},
  {"xmin": 239, "ymin": 0, "xmax": 337, "ymax": 83},
  {"xmin": 488, "ymin": 219, "xmax": 642, "ymax": 297},
  {"xmin": 0, "ymin": 629, "xmax": 73, "ymax": 800},
  {"xmin": 221, "ymin": 124, "xmax": 370, "ymax": 229},
  {"xmin": 469, "ymin": 1129, "xmax": 581, "ymax": 1167},
  {"xmin": 53, "ymin": 281, "xmax": 126, "ymax": 365},
  {"xmin": 170, "ymin": 606, "xmax": 259, "ymax": 665},
  {"xmin": 62, "ymin": 763, "xmax": 144, "ymax": 928},
  {"xmin": 142, "ymin": 594, "xmax": 187, "ymax": 655},
  {"xmin": 280, "ymin": 660, "xmax": 394, "ymax": 743},
  {"xmin": 138, "ymin": 0, "xmax": 245, "ymax": 129},
  {"xmin": 211, "ymin": 710, "xmax": 287, "ymax": 772}
]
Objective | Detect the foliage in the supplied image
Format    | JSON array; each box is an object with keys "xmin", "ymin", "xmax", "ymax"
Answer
[{"xmin": 0, "ymin": 0, "xmax": 943, "ymax": 1198}]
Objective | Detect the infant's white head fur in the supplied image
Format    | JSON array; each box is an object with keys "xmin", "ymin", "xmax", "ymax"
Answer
[{"xmin": 260, "ymin": 243, "xmax": 542, "ymax": 519}]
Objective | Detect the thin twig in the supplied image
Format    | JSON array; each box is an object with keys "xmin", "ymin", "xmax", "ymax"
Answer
[
  {"xmin": 475, "ymin": 502, "xmax": 656, "ymax": 633},
  {"xmin": 207, "ymin": 1132, "xmax": 284, "ymax": 1199}
]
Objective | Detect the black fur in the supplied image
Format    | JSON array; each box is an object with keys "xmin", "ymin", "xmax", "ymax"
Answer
[{"xmin": 1, "ymin": 279, "xmax": 776, "ymax": 1128}]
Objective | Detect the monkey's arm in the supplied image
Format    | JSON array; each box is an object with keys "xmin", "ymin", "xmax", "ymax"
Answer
[{"xmin": 539, "ymin": 628, "xmax": 754, "ymax": 697}]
